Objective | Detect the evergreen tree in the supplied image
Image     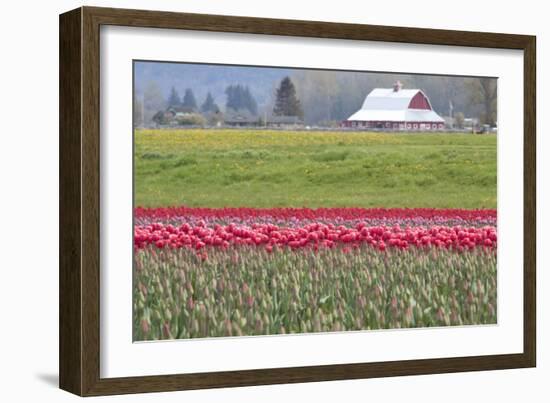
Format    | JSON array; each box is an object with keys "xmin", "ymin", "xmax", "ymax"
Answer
[
  {"xmin": 182, "ymin": 88, "xmax": 198, "ymax": 110},
  {"xmin": 243, "ymin": 86, "xmax": 258, "ymax": 116},
  {"xmin": 273, "ymin": 76, "xmax": 303, "ymax": 117},
  {"xmin": 225, "ymin": 84, "xmax": 258, "ymax": 115},
  {"xmin": 200, "ymin": 92, "xmax": 219, "ymax": 113},
  {"xmin": 167, "ymin": 86, "xmax": 181, "ymax": 107},
  {"xmin": 225, "ymin": 84, "xmax": 239, "ymax": 111}
]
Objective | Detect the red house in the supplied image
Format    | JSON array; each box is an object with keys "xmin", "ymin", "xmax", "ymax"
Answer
[{"xmin": 343, "ymin": 81, "xmax": 445, "ymax": 130}]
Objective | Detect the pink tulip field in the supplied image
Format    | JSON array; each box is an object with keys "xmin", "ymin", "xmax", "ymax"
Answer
[{"xmin": 133, "ymin": 207, "xmax": 497, "ymax": 340}]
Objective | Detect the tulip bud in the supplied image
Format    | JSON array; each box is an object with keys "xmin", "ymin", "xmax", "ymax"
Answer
[
  {"xmin": 436, "ymin": 307, "xmax": 445, "ymax": 322},
  {"xmin": 186, "ymin": 281, "xmax": 194, "ymax": 294},
  {"xmin": 233, "ymin": 322, "xmax": 243, "ymax": 337},
  {"xmin": 242, "ymin": 282, "xmax": 249, "ymax": 294},
  {"xmin": 488, "ymin": 303, "xmax": 496, "ymax": 318},
  {"xmin": 141, "ymin": 319, "xmax": 150, "ymax": 335},
  {"xmin": 405, "ymin": 306, "xmax": 414, "ymax": 326},
  {"xmin": 255, "ymin": 318, "xmax": 264, "ymax": 334},
  {"xmin": 192, "ymin": 319, "xmax": 200, "ymax": 335},
  {"xmin": 247, "ymin": 295, "xmax": 255, "ymax": 308},
  {"xmin": 313, "ymin": 316, "xmax": 322, "ymax": 332},
  {"xmin": 186, "ymin": 297, "xmax": 195, "ymax": 311},
  {"xmin": 225, "ymin": 320, "xmax": 233, "ymax": 337},
  {"xmin": 162, "ymin": 323, "xmax": 173, "ymax": 339},
  {"xmin": 138, "ymin": 282, "xmax": 148, "ymax": 297}
]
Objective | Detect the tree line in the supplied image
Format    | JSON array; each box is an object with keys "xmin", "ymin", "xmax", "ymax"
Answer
[
  {"xmin": 136, "ymin": 76, "xmax": 303, "ymax": 126},
  {"xmin": 135, "ymin": 72, "xmax": 496, "ymax": 127},
  {"xmin": 291, "ymin": 70, "xmax": 496, "ymax": 127}
]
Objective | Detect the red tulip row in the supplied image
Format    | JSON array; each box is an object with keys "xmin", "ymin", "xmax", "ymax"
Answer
[
  {"xmin": 135, "ymin": 207, "xmax": 496, "ymax": 221},
  {"xmin": 134, "ymin": 221, "xmax": 497, "ymax": 252}
]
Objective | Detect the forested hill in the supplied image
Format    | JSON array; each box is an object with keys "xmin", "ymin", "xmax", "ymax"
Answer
[{"xmin": 134, "ymin": 62, "xmax": 291, "ymax": 111}]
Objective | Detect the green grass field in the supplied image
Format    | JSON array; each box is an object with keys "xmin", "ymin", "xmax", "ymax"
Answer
[{"xmin": 134, "ymin": 129, "xmax": 496, "ymax": 209}]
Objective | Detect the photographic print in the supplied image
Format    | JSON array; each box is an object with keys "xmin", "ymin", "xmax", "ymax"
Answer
[{"xmin": 132, "ymin": 61, "xmax": 497, "ymax": 341}]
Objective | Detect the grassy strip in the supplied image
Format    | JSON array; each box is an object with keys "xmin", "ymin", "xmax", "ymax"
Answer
[{"xmin": 134, "ymin": 129, "xmax": 497, "ymax": 208}]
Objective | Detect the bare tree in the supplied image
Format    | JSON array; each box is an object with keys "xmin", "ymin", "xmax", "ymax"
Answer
[
  {"xmin": 467, "ymin": 78, "xmax": 497, "ymax": 126},
  {"xmin": 143, "ymin": 80, "xmax": 166, "ymax": 123}
]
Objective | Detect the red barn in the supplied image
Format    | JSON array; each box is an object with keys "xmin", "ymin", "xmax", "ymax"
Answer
[{"xmin": 343, "ymin": 81, "xmax": 445, "ymax": 130}]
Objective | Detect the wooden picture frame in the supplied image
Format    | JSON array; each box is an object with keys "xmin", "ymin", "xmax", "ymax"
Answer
[{"xmin": 59, "ymin": 6, "xmax": 536, "ymax": 396}]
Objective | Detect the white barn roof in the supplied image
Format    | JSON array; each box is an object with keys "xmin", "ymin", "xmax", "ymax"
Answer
[{"xmin": 347, "ymin": 88, "xmax": 444, "ymax": 123}]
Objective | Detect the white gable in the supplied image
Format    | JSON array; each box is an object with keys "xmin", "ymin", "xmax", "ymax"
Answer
[
  {"xmin": 361, "ymin": 88, "xmax": 421, "ymax": 110},
  {"xmin": 347, "ymin": 88, "xmax": 444, "ymax": 123}
]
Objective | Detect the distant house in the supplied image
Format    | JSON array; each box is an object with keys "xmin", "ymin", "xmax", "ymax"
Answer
[
  {"xmin": 463, "ymin": 117, "xmax": 480, "ymax": 129},
  {"xmin": 157, "ymin": 106, "xmax": 196, "ymax": 123},
  {"xmin": 343, "ymin": 81, "xmax": 445, "ymax": 130},
  {"xmin": 224, "ymin": 110, "xmax": 260, "ymax": 127},
  {"xmin": 155, "ymin": 106, "xmax": 206, "ymax": 126},
  {"xmin": 266, "ymin": 115, "xmax": 304, "ymax": 128},
  {"xmin": 165, "ymin": 106, "xmax": 197, "ymax": 117}
]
